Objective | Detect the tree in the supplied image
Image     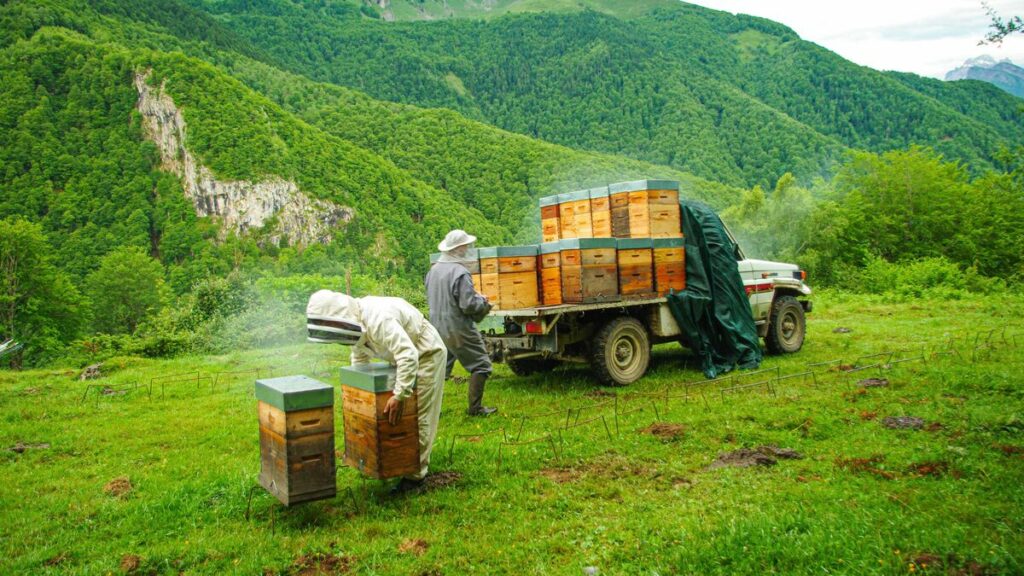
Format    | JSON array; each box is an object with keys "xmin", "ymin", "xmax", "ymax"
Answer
[
  {"xmin": 86, "ymin": 246, "xmax": 170, "ymax": 334},
  {"xmin": 980, "ymin": 2, "xmax": 1023, "ymax": 45},
  {"xmin": 0, "ymin": 218, "xmax": 85, "ymax": 365}
]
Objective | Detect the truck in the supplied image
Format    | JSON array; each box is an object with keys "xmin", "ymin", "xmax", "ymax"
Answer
[{"xmin": 481, "ymin": 240, "xmax": 812, "ymax": 386}]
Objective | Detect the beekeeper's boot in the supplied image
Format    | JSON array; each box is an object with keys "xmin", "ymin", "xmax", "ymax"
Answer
[{"xmin": 466, "ymin": 372, "xmax": 497, "ymax": 416}]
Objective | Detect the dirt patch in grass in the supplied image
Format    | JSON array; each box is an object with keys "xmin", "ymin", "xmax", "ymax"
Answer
[
  {"xmin": 830, "ymin": 364, "xmax": 856, "ymax": 372},
  {"xmin": 104, "ymin": 477, "xmax": 133, "ymax": 498},
  {"xmin": 908, "ymin": 461, "xmax": 959, "ymax": 479},
  {"xmin": 8, "ymin": 441, "xmax": 50, "ymax": 453},
  {"xmin": 859, "ymin": 410, "xmax": 878, "ymax": 421},
  {"xmin": 639, "ymin": 422, "xmax": 686, "ymax": 441},
  {"xmin": 584, "ymin": 389, "xmax": 616, "ymax": 399},
  {"xmin": 833, "ymin": 327, "xmax": 853, "ymax": 334},
  {"xmin": 289, "ymin": 552, "xmax": 353, "ymax": 575},
  {"xmin": 398, "ymin": 539, "xmax": 429, "ymax": 557},
  {"xmin": 80, "ymin": 363, "xmax": 103, "ymax": 380},
  {"xmin": 995, "ymin": 444, "xmax": 1024, "ymax": 457},
  {"xmin": 881, "ymin": 416, "xmax": 925, "ymax": 430},
  {"xmin": 119, "ymin": 554, "xmax": 141, "ymax": 573},
  {"xmin": 423, "ymin": 471, "xmax": 461, "ymax": 491},
  {"xmin": 858, "ymin": 378, "xmax": 889, "ymax": 388},
  {"xmin": 910, "ymin": 552, "xmax": 992, "ymax": 575},
  {"xmin": 835, "ymin": 455, "xmax": 894, "ymax": 480},
  {"xmin": 463, "ymin": 436, "xmax": 482, "ymax": 443},
  {"xmin": 707, "ymin": 445, "xmax": 803, "ymax": 469},
  {"xmin": 924, "ymin": 422, "xmax": 945, "ymax": 432}
]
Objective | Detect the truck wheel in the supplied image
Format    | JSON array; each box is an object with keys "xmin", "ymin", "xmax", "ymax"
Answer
[
  {"xmin": 591, "ymin": 317, "xmax": 650, "ymax": 386},
  {"xmin": 766, "ymin": 295, "xmax": 805, "ymax": 354},
  {"xmin": 507, "ymin": 357, "xmax": 560, "ymax": 376}
]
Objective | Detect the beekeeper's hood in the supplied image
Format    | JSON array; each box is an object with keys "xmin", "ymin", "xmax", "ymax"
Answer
[{"xmin": 306, "ymin": 290, "xmax": 365, "ymax": 345}]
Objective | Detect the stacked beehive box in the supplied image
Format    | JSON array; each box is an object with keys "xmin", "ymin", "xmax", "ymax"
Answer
[
  {"xmin": 589, "ymin": 186, "xmax": 612, "ymax": 237},
  {"xmin": 340, "ymin": 363, "xmax": 419, "ymax": 480},
  {"xmin": 477, "ymin": 247, "xmax": 500, "ymax": 304},
  {"xmin": 617, "ymin": 238, "xmax": 656, "ymax": 298},
  {"xmin": 496, "ymin": 246, "xmax": 540, "ymax": 309},
  {"xmin": 560, "ymin": 238, "xmax": 619, "ymax": 303},
  {"xmin": 608, "ymin": 180, "xmax": 682, "ymax": 239},
  {"xmin": 540, "ymin": 195, "xmax": 560, "ymax": 243},
  {"xmin": 558, "ymin": 190, "xmax": 593, "ymax": 240},
  {"xmin": 432, "ymin": 178, "xmax": 685, "ymax": 311},
  {"xmin": 256, "ymin": 375, "xmax": 336, "ymax": 505},
  {"xmin": 539, "ymin": 242, "xmax": 563, "ymax": 306},
  {"xmin": 653, "ymin": 238, "xmax": 686, "ymax": 296}
]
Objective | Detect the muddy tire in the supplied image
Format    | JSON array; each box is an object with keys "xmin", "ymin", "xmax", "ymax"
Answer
[
  {"xmin": 591, "ymin": 317, "xmax": 650, "ymax": 386},
  {"xmin": 507, "ymin": 357, "xmax": 560, "ymax": 376},
  {"xmin": 766, "ymin": 295, "xmax": 805, "ymax": 354}
]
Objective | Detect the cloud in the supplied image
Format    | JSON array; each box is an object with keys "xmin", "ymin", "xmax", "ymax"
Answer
[{"xmin": 683, "ymin": 0, "xmax": 1024, "ymax": 78}]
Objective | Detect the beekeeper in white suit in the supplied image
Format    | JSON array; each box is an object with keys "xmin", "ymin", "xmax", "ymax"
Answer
[{"xmin": 306, "ymin": 289, "xmax": 446, "ymax": 494}]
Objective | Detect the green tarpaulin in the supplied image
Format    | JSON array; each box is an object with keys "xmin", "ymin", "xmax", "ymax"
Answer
[{"xmin": 666, "ymin": 201, "xmax": 762, "ymax": 378}]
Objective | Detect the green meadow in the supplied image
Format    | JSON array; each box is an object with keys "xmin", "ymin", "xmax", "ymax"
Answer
[{"xmin": 2, "ymin": 292, "xmax": 1023, "ymax": 575}]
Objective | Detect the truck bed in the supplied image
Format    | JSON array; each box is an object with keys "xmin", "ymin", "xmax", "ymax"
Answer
[{"xmin": 488, "ymin": 296, "xmax": 668, "ymax": 318}]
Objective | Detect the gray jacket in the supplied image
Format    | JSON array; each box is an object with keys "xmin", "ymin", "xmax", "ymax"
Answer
[{"xmin": 424, "ymin": 262, "xmax": 491, "ymax": 339}]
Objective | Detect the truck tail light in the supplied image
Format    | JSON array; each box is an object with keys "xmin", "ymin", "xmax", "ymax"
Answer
[
  {"xmin": 793, "ymin": 270, "xmax": 806, "ymax": 281},
  {"xmin": 525, "ymin": 321, "xmax": 543, "ymax": 334}
]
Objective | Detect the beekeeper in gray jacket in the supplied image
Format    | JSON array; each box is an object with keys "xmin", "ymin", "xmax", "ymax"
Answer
[{"xmin": 425, "ymin": 230, "xmax": 496, "ymax": 416}]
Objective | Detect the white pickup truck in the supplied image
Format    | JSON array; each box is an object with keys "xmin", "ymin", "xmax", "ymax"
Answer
[{"xmin": 482, "ymin": 246, "xmax": 812, "ymax": 386}]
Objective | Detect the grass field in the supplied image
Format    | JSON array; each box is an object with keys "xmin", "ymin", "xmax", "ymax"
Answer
[{"xmin": 2, "ymin": 292, "xmax": 1023, "ymax": 575}]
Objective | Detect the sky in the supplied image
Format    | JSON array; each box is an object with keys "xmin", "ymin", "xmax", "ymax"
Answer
[{"xmin": 684, "ymin": 0, "xmax": 1024, "ymax": 78}]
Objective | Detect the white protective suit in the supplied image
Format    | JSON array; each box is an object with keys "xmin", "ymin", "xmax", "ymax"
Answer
[{"xmin": 306, "ymin": 290, "xmax": 446, "ymax": 480}]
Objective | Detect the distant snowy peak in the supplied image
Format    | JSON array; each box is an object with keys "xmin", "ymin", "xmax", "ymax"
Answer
[{"xmin": 945, "ymin": 56, "xmax": 1024, "ymax": 98}]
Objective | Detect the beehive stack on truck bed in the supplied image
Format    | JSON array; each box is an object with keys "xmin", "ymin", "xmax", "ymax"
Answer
[{"xmin": 429, "ymin": 179, "xmax": 813, "ymax": 385}]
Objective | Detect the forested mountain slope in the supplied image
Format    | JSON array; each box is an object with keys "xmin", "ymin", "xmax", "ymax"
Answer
[
  {"xmin": 190, "ymin": 0, "xmax": 1024, "ymax": 188},
  {"xmin": 0, "ymin": 0, "xmax": 734, "ymax": 284}
]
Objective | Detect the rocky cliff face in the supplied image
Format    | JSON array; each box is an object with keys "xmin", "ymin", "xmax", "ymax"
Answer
[{"xmin": 134, "ymin": 71, "xmax": 352, "ymax": 245}]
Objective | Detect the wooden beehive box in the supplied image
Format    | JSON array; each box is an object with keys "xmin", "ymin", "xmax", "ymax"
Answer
[
  {"xmin": 496, "ymin": 245, "xmax": 540, "ymax": 310},
  {"xmin": 340, "ymin": 363, "xmax": 419, "ymax": 480},
  {"xmin": 653, "ymin": 237, "xmax": 686, "ymax": 296},
  {"xmin": 256, "ymin": 375, "xmax": 336, "ymax": 506},
  {"xmin": 609, "ymin": 181, "xmax": 651, "ymax": 238},
  {"xmin": 560, "ymin": 238, "xmax": 619, "ymax": 303},
  {"xmin": 557, "ymin": 192, "xmax": 577, "ymax": 240},
  {"xmin": 477, "ymin": 247, "xmax": 500, "ymax": 304},
  {"xmin": 617, "ymin": 238, "xmax": 655, "ymax": 297},
  {"xmin": 539, "ymin": 242, "xmax": 563, "ymax": 306},
  {"xmin": 589, "ymin": 186, "xmax": 612, "ymax": 238},
  {"xmin": 564, "ymin": 189, "xmax": 593, "ymax": 239},
  {"xmin": 648, "ymin": 182, "xmax": 682, "ymax": 238},
  {"xmin": 540, "ymin": 195, "xmax": 561, "ymax": 243}
]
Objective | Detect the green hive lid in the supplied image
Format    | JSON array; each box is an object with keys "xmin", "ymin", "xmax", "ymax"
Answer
[
  {"xmin": 496, "ymin": 245, "xmax": 538, "ymax": 257},
  {"xmin": 560, "ymin": 238, "xmax": 617, "ymax": 250},
  {"xmin": 477, "ymin": 247, "xmax": 498, "ymax": 259},
  {"xmin": 539, "ymin": 195, "xmax": 560, "ymax": 207},
  {"xmin": 340, "ymin": 362, "xmax": 397, "ymax": 393},
  {"xmin": 608, "ymin": 179, "xmax": 681, "ymax": 194},
  {"xmin": 653, "ymin": 237, "xmax": 685, "ymax": 248},
  {"xmin": 588, "ymin": 186, "xmax": 609, "ymax": 199},
  {"xmin": 562, "ymin": 189, "xmax": 591, "ymax": 202},
  {"xmin": 617, "ymin": 238, "xmax": 653, "ymax": 249},
  {"xmin": 255, "ymin": 375, "xmax": 333, "ymax": 411},
  {"xmin": 540, "ymin": 241, "xmax": 562, "ymax": 254}
]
